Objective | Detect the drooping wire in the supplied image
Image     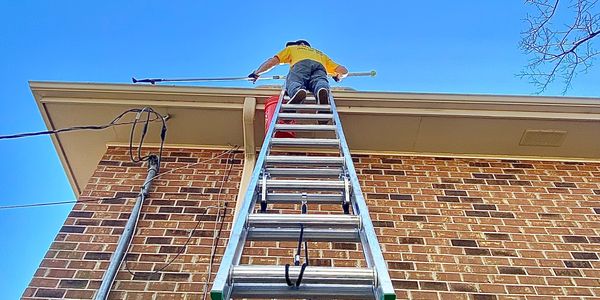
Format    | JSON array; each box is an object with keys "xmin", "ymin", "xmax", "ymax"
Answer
[
  {"xmin": 0, "ymin": 108, "xmax": 161, "ymax": 140},
  {"xmin": 0, "ymin": 147, "xmax": 239, "ymax": 211},
  {"xmin": 119, "ymin": 147, "xmax": 236, "ymax": 286},
  {"xmin": 0, "ymin": 107, "xmax": 168, "ymax": 211},
  {"xmin": 127, "ymin": 107, "xmax": 168, "ymax": 173},
  {"xmin": 122, "ymin": 205, "xmax": 225, "ymax": 278},
  {"xmin": 202, "ymin": 149, "xmax": 235, "ymax": 300},
  {"xmin": 0, "ymin": 106, "xmax": 167, "ymax": 174},
  {"xmin": 0, "ymin": 106, "xmax": 168, "ymax": 183},
  {"xmin": 0, "ymin": 197, "xmax": 125, "ymax": 210},
  {"xmin": 1, "ymin": 109, "xmax": 236, "ymax": 295}
]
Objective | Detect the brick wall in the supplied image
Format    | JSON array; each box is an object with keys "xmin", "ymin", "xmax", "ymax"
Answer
[{"xmin": 23, "ymin": 147, "xmax": 600, "ymax": 299}]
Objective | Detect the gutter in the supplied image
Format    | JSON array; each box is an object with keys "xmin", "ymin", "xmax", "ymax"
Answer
[{"xmin": 233, "ymin": 97, "xmax": 257, "ymax": 222}]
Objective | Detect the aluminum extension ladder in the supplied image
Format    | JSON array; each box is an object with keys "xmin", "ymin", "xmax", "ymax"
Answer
[{"xmin": 210, "ymin": 87, "xmax": 396, "ymax": 299}]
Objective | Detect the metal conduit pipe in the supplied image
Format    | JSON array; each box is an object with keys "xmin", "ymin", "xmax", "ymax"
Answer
[{"xmin": 94, "ymin": 155, "xmax": 160, "ymax": 300}]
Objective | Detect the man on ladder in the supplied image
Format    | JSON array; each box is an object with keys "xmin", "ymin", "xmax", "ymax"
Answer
[
  {"xmin": 248, "ymin": 40, "xmax": 349, "ymax": 105},
  {"xmin": 209, "ymin": 42, "xmax": 396, "ymax": 300}
]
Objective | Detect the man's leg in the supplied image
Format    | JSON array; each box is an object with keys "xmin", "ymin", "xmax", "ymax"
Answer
[
  {"xmin": 286, "ymin": 61, "xmax": 312, "ymax": 104},
  {"xmin": 307, "ymin": 64, "xmax": 331, "ymax": 124},
  {"xmin": 307, "ymin": 65, "xmax": 330, "ymax": 105}
]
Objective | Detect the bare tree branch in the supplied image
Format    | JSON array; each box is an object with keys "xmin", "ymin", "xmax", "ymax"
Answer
[{"xmin": 520, "ymin": 0, "xmax": 599, "ymax": 94}]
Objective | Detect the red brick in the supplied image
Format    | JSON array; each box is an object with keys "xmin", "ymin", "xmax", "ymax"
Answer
[{"xmin": 26, "ymin": 149, "xmax": 600, "ymax": 298}]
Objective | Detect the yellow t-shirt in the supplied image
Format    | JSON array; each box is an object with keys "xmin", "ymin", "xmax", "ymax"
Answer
[{"xmin": 275, "ymin": 45, "xmax": 340, "ymax": 75}]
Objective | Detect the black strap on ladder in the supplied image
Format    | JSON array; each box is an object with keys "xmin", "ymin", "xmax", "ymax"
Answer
[{"xmin": 285, "ymin": 201, "xmax": 309, "ymax": 286}]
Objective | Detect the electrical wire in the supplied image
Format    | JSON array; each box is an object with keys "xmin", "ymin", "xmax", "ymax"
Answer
[
  {"xmin": 1, "ymin": 111, "xmax": 236, "ymax": 296},
  {"xmin": 122, "ymin": 205, "xmax": 224, "ymax": 277},
  {"xmin": 0, "ymin": 197, "xmax": 124, "ymax": 210},
  {"xmin": 0, "ymin": 106, "xmax": 167, "ymax": 173},
  {"xmin": 0, "ymin": 106, "xmax": 168, "ymax": 212},
  {"xmin": 0, "ymin": 147, "xmax": 239, "ymax": 211},
  {"xmin": 127, "ymin": 107, "xmax": 168, "ymax": 174},
  {"xmin": 202, "ymin": 149, "xmax": 235, "ymax": 300},
  {"xmin": 119, "ymin": 147, "xmax": 236, "ymax": 284},
  {"xmin": 0, "ymin": 108, "xmax": 162, "ymax": 140},
  {"xmin": 122, "ymin": 148, "xmax": 235, "ymax": 280},
  {"xmin": 140, "ymin": 146, "xmax": 239, "ymax": 190}
]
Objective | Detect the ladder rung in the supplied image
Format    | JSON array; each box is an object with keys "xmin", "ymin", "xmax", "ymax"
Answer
[
  {"xmin": 232, "ymin": 283, "xmax": 374, "ymax": 299},
  {"xmin": 271, "ymin": 138, "xmax": 340, "ymax": 147},
  {"xmin": 232, "ymin": 266, "xmax": 374, "ymax": 285},
  {"xmin": 260, "ymin": 179, "xmax": 345, "ymax": 190},
  {"xmin": 275, "ymin": 124, "xmax": 336, "ymax": 131},
  {"xmin": 248, "ymin": 214, "xmax": 360, "ymax": 228},
  {"xmin": 282, "ymin": 104, "xmax": 331, "ymax": 111},
  {"xmin": 266, "ymin": 167, "xmax": 342, "ymax": 177},
  {"xmin": 283, "ymin": 92, "xmax": 315, "ymax": 100},
  {"xmin": 266, "ymin": 155, "xmax": 344, "ymax": 166},
  {"xmin": 247, "ymin": 228, "xmax": 360, "ymax": 242},
  {"xmin": 265, "ymin": 192, "xmax": 343, "ymax": 203},
  {"xmin": 278, "ymin": 113, "xmax": 333, "ymax": 120},
  {"xmin": 283, "ymin": 95, "xmax": 316, "ymax": 101}
]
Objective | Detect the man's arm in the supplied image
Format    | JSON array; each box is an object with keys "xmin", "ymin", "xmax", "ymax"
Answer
[
  {"xmin": 256, "ymin": 56, "xmax": 280, "ymax": 75},
  {"xmin": 248, "ymin": 56, "xmax": 280, "ymax": 83}
]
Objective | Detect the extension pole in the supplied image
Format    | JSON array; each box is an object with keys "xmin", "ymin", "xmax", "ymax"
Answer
[
  {"xmin": 132, "ymin": 75, "xmax": 286, "ymax": 84},
  {"xmin": 346, "ymin": 70, "xmax": 377, "ymax": 77},
  {"xmin": 132, "ymin": 70, "xmax": 376, "ymax": 84},
  {"xmin": 95, "ymin": 155, "xmax": 160, "ymax": 300}
]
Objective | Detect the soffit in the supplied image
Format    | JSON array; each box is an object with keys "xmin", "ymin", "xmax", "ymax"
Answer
[{"xmin": 30, "ymin": 81, "xmax": 600, "ymax": 195}]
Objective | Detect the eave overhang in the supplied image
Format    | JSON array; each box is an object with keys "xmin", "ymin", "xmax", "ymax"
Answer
[{"xmin": 30, "ymin": 81, "xmax": 600, "ymax": 195}]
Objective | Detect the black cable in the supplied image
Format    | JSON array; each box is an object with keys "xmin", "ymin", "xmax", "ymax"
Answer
[
  {"xmin": 285, "ymin": 262, "xmax": 308, "ymax": 287},
  {"xmin": 301, "ymin": 202, "xmax": 309, "ymax": 265},
  {"xmin": 125, "ymin": 150, "xmax": 234, "ymax": 277},
  {"xmin": 123, "ymin": 204, "xmax": 227, "ymax": 278},
  {"xmin": 295, "ymin": 263, "xmax": 308, "ymax": 287},
  {"xmin": 285, "ymin": 264, "xmax": 294, "ymax": 286},
  {"xmin": 122, "ymin": 148, "xmax": 235, "ymax": 282},
  {"xmin": 127, "ymin": 107, "xmax": 167, "ymax": 172},
  {"xmin": 294, "ymin": 225, "xmax": 305, "ymax": 266},
  {"xmin": 0, "ymin": 108, "xmax": 160, "ymax": 140},
  {"xmin": 202, "ymin": 150, "xmax": 235, "ymax": 300},
  {"xmin": 0, "ymin": 147, "xmax": 239, "ymax": 211},
  {"xmin": 129, "ymin": 109, "xmax": 142, "ymax": 163},
  {"xmin": 206, "ymin": 201, "xmax": 228, "ymax": 273},
  {"xmin": 0, "ymin": 197, "xmax": 125, "ymax": 210},
  {"xmin": 285, "ymin": 201, "xmax": 310, "ymax": 287},
  {"xmin": 0, "ymin": 106, "xmax": 167, "ymax": 176},
  {"xmin": 1, "ymin": 106, "xmax": 168, "ymax": 175}
]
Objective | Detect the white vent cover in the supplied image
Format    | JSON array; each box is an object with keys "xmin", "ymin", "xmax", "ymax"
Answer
[{"xmin": 519, "ymin": 129, "xmax": 567, "ymax": 147}]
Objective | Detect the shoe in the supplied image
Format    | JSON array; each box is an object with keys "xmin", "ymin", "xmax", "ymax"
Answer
[
  {"xmin": 288, "ymin": 89, "xmax": 307, "ymax": 104},
  {"xmin": 317, "ymin": 115, "xmax": 330, "ymax": 125},
  {"xmin": 317, "ymin": 88, "xmax": 330, "ymax": 125},
  {"xmin": 317, "ymin": 88, "xmax": 329, "ymax": 104}
]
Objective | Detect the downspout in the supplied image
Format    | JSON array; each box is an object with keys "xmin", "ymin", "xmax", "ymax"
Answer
[
  {"xmin": 233, "ymin": 97, "xmax": 257, "ymax": 222},
  {"xmin": 94, "ymin": 155, "xmax": 160, "ymax": 300}
]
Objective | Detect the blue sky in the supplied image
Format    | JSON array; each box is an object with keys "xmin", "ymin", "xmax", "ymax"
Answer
[{"xmin": 1, "ymin": 1, "xmax": 599, "ymax": 298}]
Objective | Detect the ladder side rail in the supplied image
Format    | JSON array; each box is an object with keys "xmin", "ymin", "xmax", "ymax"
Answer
[
  {"xmin": 211, "ymin": 87, "xmax": 287, "ymax": 300},
  {"xmin": 329, "ymin": 96, "xmax": 397, "ymax": 300}
]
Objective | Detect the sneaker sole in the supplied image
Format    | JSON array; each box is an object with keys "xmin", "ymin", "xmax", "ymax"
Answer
[
  {"xmin": 288, "ymin": 89, "xmax": 307, "ymax": 104},
  {"xmin": 317, "ymin": 88, "xmax": 329, "ymax": 104}
]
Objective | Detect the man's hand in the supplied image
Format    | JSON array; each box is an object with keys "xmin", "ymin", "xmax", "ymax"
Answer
[
  {"xmin": 333, "ymin": 65, "xmax": 349, "ymax": 83},
  {"xmin": 248, "ymin": 72, "xmax": 260, "ymax": 84}
]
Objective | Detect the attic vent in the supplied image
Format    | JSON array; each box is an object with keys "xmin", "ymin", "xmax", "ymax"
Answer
[{"xmin": 519, "ymin": 130, "xmax": 567, "ymax": 147}]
